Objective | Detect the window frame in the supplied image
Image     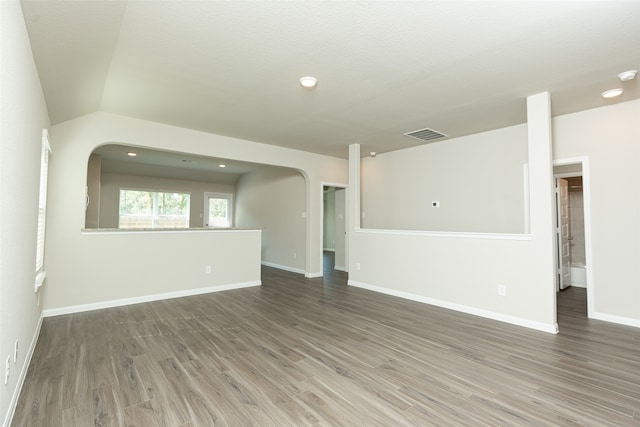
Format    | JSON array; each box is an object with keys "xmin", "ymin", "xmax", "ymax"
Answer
[
  {"xmin": 204, "ymin": 192, "xmax": 233, "ymax": 228},
  {"xmin": 35, "ymin": 129, "xmax": 51, "ymax": 291},
  {"xmin": 118, "ymin": 187, "xmax": 191, "ymax": 229}
]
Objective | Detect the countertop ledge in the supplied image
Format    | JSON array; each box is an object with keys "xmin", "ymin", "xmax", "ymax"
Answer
[{"xmin": 82, "ymin": 227, "xmax": 263, "ymax": 233}]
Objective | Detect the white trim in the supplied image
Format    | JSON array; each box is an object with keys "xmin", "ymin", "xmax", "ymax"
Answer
[
  {"xmin": 42, "ymin": 281, "xmax": 261, "ymax": 318},
  {"xmin": 34, "ymin": 270, "xmax": 46, "ymax": 293},
  {"xmin": 320, "ymin": 181, "xmax": 349, "ymax": 279},
  {"xmin": 553, "ymin": 157, "xmax": 594, "ymax": 319},
  {"xmin": 334, "ymin": 265, "xmax": 347, "ymax": 272},
  {"xmin": 554, "ymin": 171, "xmax": 583, "ymax": 178},
  {"xmin": 321, "ymin": 181, "xmax": 349, "ymax": 189},
  {"xmin": 4, "ymin": 313, "xmax": 44, "ymax": 427},
  {"xmin": 259, "ymin": 260, "xmax": 330, "ymax": 278},
  {"xmin": 300, "ymin": 170, "xmax": 312, "ymax": 282},
  {"xmin": 355, "ymin": 228, "xmax": 533, "ymax": 241},
  {"xmin": 591, "ymin": 312, "xmax": 640, "ymax": 329},
  {"xmin": 42, "ymin": 128, "xmax": 51, "ymax": 153},
  {"xmin": 35, "ymin": 130, "xmax": 50, "ymax": 272},
  {"xmin": 203, "ymin": 192, "xmax": 234, "ymax": 228},
  {"xmin": 261, "ymin": 261, "xmax": 305, "ymax": 275},
  {"xmin": 305, "ymin": 271, "xmax": 322, "ymax": 279},
  {"xmin": 523, "ymin": 163, "xmax": 530, "ymax": 234},
  {"xmin": 81, "ymin": 228, "xmax": 261, "ymax": 235},
  {"xmin": 348, "ymin": 279, "xmax": 559, "ymax": 334},
  {"xmin": 118, "ymin": 188, "xmax": 191, "ymax": 229}
]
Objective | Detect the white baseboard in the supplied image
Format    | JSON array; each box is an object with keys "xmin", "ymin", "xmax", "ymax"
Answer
[
  {"xmin": 4, "ymin": 312, "xmax": 44, "ymax": 427},
  {"xmin": 305, "ymin": 272, "xmax": 322, "ymax": 278},
  {"xmin": 334, "ymin": 265, "xmax": 347, "ymax": 272},
  {"xmin": 348, "ymin": 280, "xmax": 558, "ymax": 334},
  {"xmin": 260, "ymin": 261, "xmax": 322, "ymax": 278},
  {"xmin": 261, "ymin": 261, "xmax": 305, "ymax": 275},
  {"xmin": 43, "ymin": 281, "xmax": 261, "ymax": 318},
  {"xmin": 591, "ymin": 311, "xmax": 640, "ymax": 329}
]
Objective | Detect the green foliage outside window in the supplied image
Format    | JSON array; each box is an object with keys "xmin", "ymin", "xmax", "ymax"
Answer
[{"xmin": 119, "ymin": 189, "xmax": 190, "ymax": 228}]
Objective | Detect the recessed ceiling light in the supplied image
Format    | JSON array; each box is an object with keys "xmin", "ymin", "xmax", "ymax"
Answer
[
  {"xmin": 218, "ymin": 164, "xmax": 226, "ymax": 168},
  {"xmin": 299, "ymin": 76, "xmax": 317, "ymax": 88},
  {"xmin": 601, "ymin": 88, "xmax": 623, "ymax": 99},
  {"xmin": 127, "ymin": 152, "xmax": 137, "ymax": 157},
  {"xmin": 618, "ymin": 70, "xmax": 637, "ymax": 82}
]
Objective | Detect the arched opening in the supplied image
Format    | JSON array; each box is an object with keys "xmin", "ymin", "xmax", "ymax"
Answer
[{"xmin": 86, "ymin": 144, "xmax": 308, "ymax": 274}]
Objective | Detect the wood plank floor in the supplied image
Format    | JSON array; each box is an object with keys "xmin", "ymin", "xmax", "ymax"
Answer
[{"xmin": 12, "ymin": 257, "xmax": 640, "ymax": 426}]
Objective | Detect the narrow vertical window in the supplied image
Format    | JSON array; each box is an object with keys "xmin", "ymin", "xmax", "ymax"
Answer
[{"xmin": 36, "ymin": 129, "xmax": 51, "ymax": 277}]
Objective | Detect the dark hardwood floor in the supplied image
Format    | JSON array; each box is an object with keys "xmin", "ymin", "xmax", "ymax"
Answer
[{"xmin": 11, "ymin": 257, "xmax": 640, "ymax": 426}]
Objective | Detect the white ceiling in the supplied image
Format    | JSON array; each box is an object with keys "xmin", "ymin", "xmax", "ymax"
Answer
[
  {"xmin": 21, "ymin": 1, "xmax": 640, "ymax": 159},
  {"xmin": 94, "ymin": 144, "xmax": 267, "ymax": 184}
]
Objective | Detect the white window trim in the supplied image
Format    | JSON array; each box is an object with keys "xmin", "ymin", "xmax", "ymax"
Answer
[
  {"xmin": 204, "ymin": 192, "xmax": 233, "ymax": 228},
  {"xmin": 35, "ymin": 129, "xmax": 51, "ymax": 292},
  {"xmin": 118, "ymin": 187, "xmax": 191, "ymax": 229}
]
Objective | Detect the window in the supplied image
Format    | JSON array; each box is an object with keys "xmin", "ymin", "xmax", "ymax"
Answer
[
  {"xmin": 36, "ymin": 129, "xmax": 51, "ymax": 274},
  {"xmin": 119, "ymin": 189, "xmax": 190, "ymax": 229},
  {"xmin": 205, "ymin": 193, "xmax": 233, "ymax": 227}
]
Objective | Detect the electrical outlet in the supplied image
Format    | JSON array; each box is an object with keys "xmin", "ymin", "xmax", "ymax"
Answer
[
  {"xmin": 498, "ymin": 285, "xmax": 507, "ymax": 296},
  {"xmin": 205, "ymin": 265, "xmax": 211, "ymax": 274},
  {"xmin": 14, "ymin": 340, "xmax": 19, "ymax": 363},
  {"xmin": 293, "ymin": 253, "xmax": 297, "ymax": 259},
  {"xmin": 4, "ymin": 356, "xmax": 10, "ymax": 385},
  {"xmin": 356, "ymin": 262, "xmax": 361, "ymax": 271}
]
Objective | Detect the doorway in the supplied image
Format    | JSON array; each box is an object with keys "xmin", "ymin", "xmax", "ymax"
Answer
[
  {"xmin": 553, "ymin": 159, "xmax": 593, "ymax": 318},
  {"xmin": 322, "ymin": 184, "xmax": 348, "ymax": 275},
  {"xmin": 204, "ymin": 192, "xmax": 233, "ymax": 227}
]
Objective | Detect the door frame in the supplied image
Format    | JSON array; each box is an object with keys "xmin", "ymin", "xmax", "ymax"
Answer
[
  {"xmin": 320, "ymin": 182, "xmax": 348, "ymax": 275},
  {"xmin": 553, "ymin": 157, "xmax": 594, "ymax": 318},
  {"xmin": 203, "ymin": 192, "xmax": 233, "ymax": 227}
]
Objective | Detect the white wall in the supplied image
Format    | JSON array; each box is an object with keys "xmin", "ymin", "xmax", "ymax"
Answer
[
  {"xmin": 235, "ymin": 167, "xmax": 307, "ymax": 273},
  {"xmin": 44, "ymin": 229, "xmax": 262, "ymax": 312},
  {"xmin": 361, "ymin": 124, "xmax": 528, "ymax": 233},
  {"xmin": 98, "ymin": 172, "xmax": 236, "ymax": 228},
  {"xmin": 44, "ymin": 112, "xmax": 347, "ymax": 311},
  {"xmin": 348, "ymin": 94, "xmax": 557, "ymax": 333},
  {"xmin": 553, "ymin": 99, "xmax": 640, "ymax": 326},
  {"xmin": 0, "ymin": 1, "xmax": 51, "ymax": 423}
]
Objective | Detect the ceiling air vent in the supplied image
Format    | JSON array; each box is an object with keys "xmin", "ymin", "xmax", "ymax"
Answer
[{"xmin": 403, "ymin": 127, "xmax": 448, "ymax": 143}]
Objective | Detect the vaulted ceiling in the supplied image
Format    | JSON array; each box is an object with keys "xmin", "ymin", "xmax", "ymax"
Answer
[{"xmin": 21, "ymin": 1, "xmax": 640, "ymax": 158}]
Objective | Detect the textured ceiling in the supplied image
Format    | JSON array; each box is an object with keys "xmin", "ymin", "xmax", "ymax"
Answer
[{"xmin": 21, "ymin": 1, "xmax": 640, "ymax": 159}]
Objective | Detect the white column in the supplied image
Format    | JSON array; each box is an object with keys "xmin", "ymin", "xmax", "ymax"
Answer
[
  {"xmin": 527, "ymin": 92, "xmax": 558, "ymax": 329},
  {"xmin": 348, "ymin": 143, "xmax": 361, "ymax": 232},
  {"xmin": 527, "ymin": 92, "xmax": 554, "ymax": 236}
]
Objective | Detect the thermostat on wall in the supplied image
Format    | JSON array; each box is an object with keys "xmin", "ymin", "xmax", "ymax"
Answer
[{"xmin": 432, "ymin": 201, "xmax": 440, "ymax": 208}]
